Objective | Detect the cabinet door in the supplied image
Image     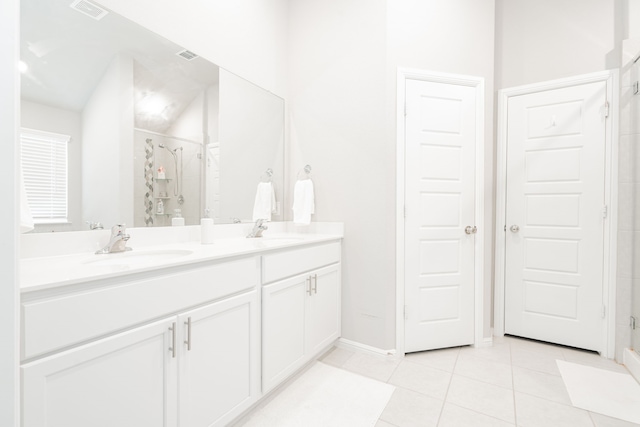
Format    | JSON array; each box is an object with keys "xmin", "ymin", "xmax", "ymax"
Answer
[
  {"xmin": 262, "ymin": 275, "xmax": 307, "ymax": 393},
  {"xmin": 178, "ymin": 291, "xmax": 259, "ymax": 427},
  {"xmin": 306, "ymin": 264, "xmax": 341, "ymax": 356},
  {"xmin": 22, "ymin": 318, "xmax": 177, "ymax": 427}
]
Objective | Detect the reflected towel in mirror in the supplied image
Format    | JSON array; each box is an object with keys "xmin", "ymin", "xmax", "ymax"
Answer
[
  {"xmin": 292, "ymin": 179, "xmax": 314, "ymax": 225},
  {"xmin": 253, "ymin": 182, "xmax": 276, "ymax": 221}
]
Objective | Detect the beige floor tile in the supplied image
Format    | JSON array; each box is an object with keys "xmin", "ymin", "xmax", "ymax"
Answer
[
  {"xmin": 508, "ymin": 337, "xmax": 565, "ymax": 358},
  {"xmin": 404, "ymin": 346, "xmax": 461, "ymax": 372},
  {"xmin": 388, "ymin": 360, "xmax": 451, "ymax": 400},
  {"xmin": 510, "ymin": 347, "xmax": 563, "ymax": 376},
  {"xmin": 561, "ymin": 348, "xmax": 630, "ymax": 374},
  {"xmin": 445, "ymin": 375, "xmax": 515, "ymax": 423},
  {"xmin": 590, "ymin": 411, "xmax": 640, "ymax": 427},
  {"xmin": 319, "ymin": 346, "xmax": 355, "ymax": 368},
  {"xmin": 514, "ymin": 391, "xmax": 593, "ymax": 427},
  {"xmin": 378, "ymin": 387, "xmax": 442, "ymax": 427},
  {"xmin": 342, "ymin": 352, "xmax": 401, "ymax": 382},
  {"xmin": 512, "ymin": 366, "xmax": 572, "ymax": 405},
  {"xmin": 459, "ymin": 341, "xmax": 512, "ymax": 365},
  {"xmin": 454, "ymin": 352, "xmax": 513, "ymax": 389},
  {"xmin": 438, "ymin": 403, "xmax": 515, "ymax": 427}
]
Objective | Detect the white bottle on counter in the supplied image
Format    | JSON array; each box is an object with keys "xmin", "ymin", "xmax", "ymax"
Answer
[
  {"xmin": 201, "ymin": 217, "xmax": 214, "ymax": 244},
  {"xmin": 171, "ymin": 209, "xmax": 185, "ymax": 226}
]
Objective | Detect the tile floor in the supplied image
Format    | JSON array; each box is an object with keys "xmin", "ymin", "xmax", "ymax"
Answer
[{"xmin": 258, "ymin": 335, "xmax": 640, "ymax": 427}]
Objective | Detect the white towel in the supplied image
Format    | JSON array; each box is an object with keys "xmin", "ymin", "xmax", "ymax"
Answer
[
  {"xmin": 292, "ymin": 179, "xmax": 315, "ymax": 225},
  {"xmin": 252, "ymin": 182, "xmax": 276, "ymax": 221}
]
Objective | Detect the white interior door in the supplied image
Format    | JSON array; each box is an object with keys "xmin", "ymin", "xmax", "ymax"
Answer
[
  {"xmin": 404, "ymin": 78, "xmax": 478, "ymax": 353},
  {"xmin": 504, "ymin": 81, "xmax": 608, "ymax": 352}
]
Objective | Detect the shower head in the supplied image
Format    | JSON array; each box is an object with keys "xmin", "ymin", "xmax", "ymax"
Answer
[{"xmin": 158, "ymin": 143, "xmax": 177, "ymax": 159}]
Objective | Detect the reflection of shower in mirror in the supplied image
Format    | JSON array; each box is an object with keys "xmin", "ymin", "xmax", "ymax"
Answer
[{"xmin": 158, "ymin": 142, "xmax": 183, "ymax": 203}]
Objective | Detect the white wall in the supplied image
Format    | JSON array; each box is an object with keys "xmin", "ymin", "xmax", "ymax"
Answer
[
  {"xmin": 82, "ymin": 54, "xmax": 134, "ymax": 229},
  {"xmin": 1, "ymin": 0, "xmax": 19, "ymax": 423},
  {"xmin": 20, "ymin": 101, "xmax": 82, "ymax": 232},
  {"xmin": 97, "ymin": 0, "xmax": 288, "ymax": 98},
  {"xmin": 495, "ymin": 0, "xmax": 618, "ymax": 89},
  {"xmin": 288, "ymin": 0, "xmax": 496, "ymax": 350}
]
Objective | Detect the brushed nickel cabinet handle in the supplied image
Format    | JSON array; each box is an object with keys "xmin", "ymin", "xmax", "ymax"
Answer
[
  {"xmin": 313, "ymin": 274, "xmax": 318, "ymax": 294},
  {"xmin": 184, "ymin": 317, "xmax": 192, "ymax": 351},
  {"xmin": 169, "ymin": 322, "xmax": 176, "ymax": 358},
  {"xmin": 307, "ymin": 276, "xmax": 312, "ymax": 295}
]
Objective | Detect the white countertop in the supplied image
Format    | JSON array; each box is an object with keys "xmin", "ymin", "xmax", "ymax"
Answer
[{"xmin": 21, "ymin": 226, "xmax": 343, "ymax": 293}]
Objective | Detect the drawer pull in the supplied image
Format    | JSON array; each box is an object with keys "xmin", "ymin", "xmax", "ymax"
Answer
[
  {"xmin": 306, "ymin": 277, "xmax": 313, "ymax": 295},
  {"xmin": 313, "ymin": 274, "xmax": 318, "ymax": 294}
]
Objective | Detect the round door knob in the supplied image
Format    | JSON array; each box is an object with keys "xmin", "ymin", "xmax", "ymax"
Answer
[
  {"xmin": 510, "ymin": 225, "xmax": 520, "ymax": 233},
  {"xmin": 465, "ymin": 226, "xmax": 477, "ymax": 235}
]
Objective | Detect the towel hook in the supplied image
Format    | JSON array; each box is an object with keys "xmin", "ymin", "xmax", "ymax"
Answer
[
  {"xmin": 260, "ymin": 168, "xmax": 273, "ymax": 182},
  {"xmin": 297, "ymin": 164, "xmax": 312, "ymax": 180}
]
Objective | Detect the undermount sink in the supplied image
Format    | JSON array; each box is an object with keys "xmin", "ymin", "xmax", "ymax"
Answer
[{"xmin": 84, "ymin": 249, "xmax": 194, "ymax": 267}]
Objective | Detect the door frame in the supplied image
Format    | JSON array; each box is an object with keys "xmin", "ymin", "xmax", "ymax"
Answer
[
  {"xmin": 494, "ymin": 70, "xmax": 619, "ymax": 358},
  {"xmin": 396, "ymin": 68, "xmax": 485, "ymax": 356}
]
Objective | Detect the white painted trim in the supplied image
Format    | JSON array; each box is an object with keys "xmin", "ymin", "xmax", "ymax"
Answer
[
  {"xmin": 623, "ymin": 349, "xmax": 640, "ymax": 383},
  {"xmin": 494, "ymin": 70, "xmax": 619, "ymax": 359},
  {"xmin": 396, "ymin": 68, "xmax": 485, "ymax": 356},
  {"xmin": 0, "ymin": 0, "xmax": 20, "ymax": 425},
  {"xmin": 336, "ymin": 338, "xmax": 396, "ymax": 358}
]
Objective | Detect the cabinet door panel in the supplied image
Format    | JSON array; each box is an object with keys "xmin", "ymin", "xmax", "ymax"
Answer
[
  {"xmin": 179, "ymin": 291, "xmax": 259, "ymax": 427},
  {"xmin": 22, "ymin": 319, "xmax": 176, "ymax": 427},
  {"xmin": 262, "ymin": 276, "xmax": 307, "ymax": 392},
  {"xmin": 306, "ymin": 264, "xmax": 341, "ymax": 356}
]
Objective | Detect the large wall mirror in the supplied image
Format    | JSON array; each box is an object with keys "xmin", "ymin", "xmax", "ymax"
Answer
[{"xmin": 20, "ymin": 0, "xmax": 285, "ymax": 231}]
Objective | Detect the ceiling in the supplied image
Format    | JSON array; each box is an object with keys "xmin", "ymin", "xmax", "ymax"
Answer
[{"xmin": 21, "ymin": 0, "xmax": 219, "ymax": 131}]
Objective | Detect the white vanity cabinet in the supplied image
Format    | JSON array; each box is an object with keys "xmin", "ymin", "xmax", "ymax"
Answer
[
  {"xmin": 22, "ymin": 318, "xmax": 176, "ymax": 427},
  {"xmin": 21, "ymin": 258, "xmax": 261, "ymax": 427},
  {"xmin": 261, "ymin": 242, "xmax": 341, "ymax": 393}
]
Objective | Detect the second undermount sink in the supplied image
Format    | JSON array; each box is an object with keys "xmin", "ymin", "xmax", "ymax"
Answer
[{"xmin": 84, "ymin": 249, "xmax": 194, "ymax": 267}]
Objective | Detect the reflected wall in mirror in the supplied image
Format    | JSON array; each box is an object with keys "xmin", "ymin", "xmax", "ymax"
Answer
[{"xmin": 20, "ymin": 0, "xmax": 284, "ymax": 231}]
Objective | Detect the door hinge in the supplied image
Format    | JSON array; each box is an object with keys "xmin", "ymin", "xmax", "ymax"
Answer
[
  {"xmin": 404, "ymin": 305, "xmax": 408, "ymax": 320},
  {"xmin": 604, "ymin": 101, "xmax": 610, "ymax": 118},
  {"xmin": 602, "ymin": 205, "xmax": 608, "ymax": 219},
  {"xmin": 601, "ymin": 305, "xmax": 606, "ymax": 319},
  {"xmin": 632, "ymin": 316, "xmax": 637, "ymax": 330}
]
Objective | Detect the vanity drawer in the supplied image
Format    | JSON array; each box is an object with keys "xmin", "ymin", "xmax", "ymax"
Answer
[
  {"xmin": 262, "ymin": 241, "xmax": 341, "ymax": 284},
  {"xmin": 22, "ymin": 257, "xmax": 259, "ymax": 360}
]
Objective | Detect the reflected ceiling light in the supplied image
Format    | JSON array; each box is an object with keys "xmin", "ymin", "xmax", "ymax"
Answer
[
  {"xmin": 19, "ymin": 60, "xmax": 28, "ymax": 73},
  {"xmin": 138, "ymin": 93, "xmax": 168, "ymax": 116}
]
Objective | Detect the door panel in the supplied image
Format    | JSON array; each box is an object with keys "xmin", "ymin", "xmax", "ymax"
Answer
[
  {"xmin": 404, "ymin": 78, "xmax": 477, "ymax": 352},
  {"xmin": 505, "ymin": 81, "xmax": 607, "ymax": 352}
]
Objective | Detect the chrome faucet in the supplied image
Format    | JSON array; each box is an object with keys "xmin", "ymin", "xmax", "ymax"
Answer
[
  {"xmin": 247, "ymin": 218, "xmax": 268, "ymax": 238},
  {"xmin": 96, "ymin": 224, "xmax": 131, "ymax": 254}
]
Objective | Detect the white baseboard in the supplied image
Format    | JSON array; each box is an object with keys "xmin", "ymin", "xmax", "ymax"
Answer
[
  {"xmin": 337, "ymin": 338, "xmax": 397, "ymax": 358},
  {"xmin": 624, "ymin": 348, "xmax": 640, "ymax": 383},
  {"xmin": 474, "ymin": 336, "xmax": 494, "ymax": 348}
]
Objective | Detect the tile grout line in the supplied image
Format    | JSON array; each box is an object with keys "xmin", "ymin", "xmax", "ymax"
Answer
[
  {"xmin": 510, "ymin": 340, "xmax": 519, "ymax": 426},
  {"xmin": 435, "ymin": 348, "xmax": 461, "ymax": 426}
]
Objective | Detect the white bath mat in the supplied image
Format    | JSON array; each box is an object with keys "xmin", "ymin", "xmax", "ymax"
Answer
[
  {"xmin": 241, "ymin": 362, "xmax": 395, "ymax": 427},
  {"xmin": 557, "ymin": 360, "xmax": 640, "ymax": 424}
]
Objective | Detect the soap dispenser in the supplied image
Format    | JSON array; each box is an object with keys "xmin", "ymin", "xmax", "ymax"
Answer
[{"xmin": 156, "ymin": 199, "xmax": 164, "ymax": 214}]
